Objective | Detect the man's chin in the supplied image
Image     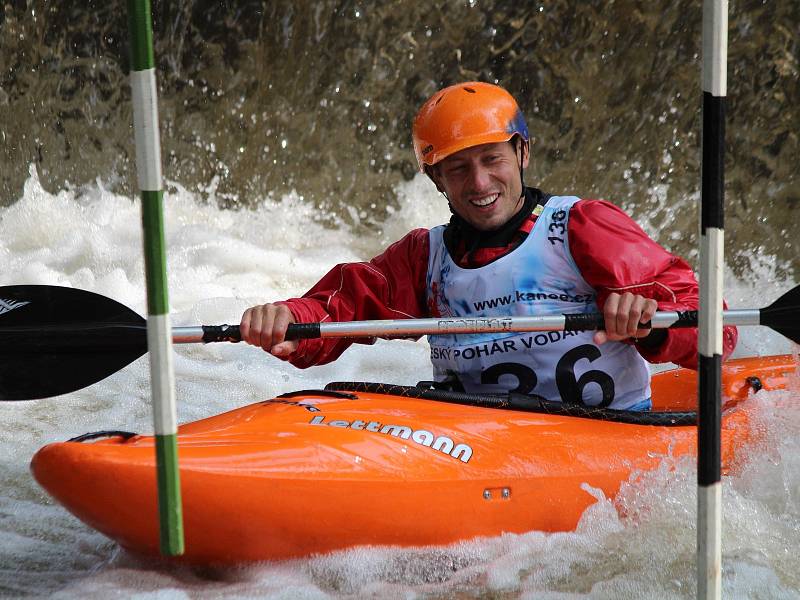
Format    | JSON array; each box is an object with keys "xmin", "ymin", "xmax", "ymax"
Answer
[
  {"xmin": 451, "ymin": 205, "xmax": 511, "ymax": 232},
  {"xmin": 467, "ymin": 217, "xmax": 504, "ymax": 232}
]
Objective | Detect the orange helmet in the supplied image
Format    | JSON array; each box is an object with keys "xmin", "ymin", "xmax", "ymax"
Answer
[{"xmin": 412, "ymin": 81, "xmax": 529, "ymax": 172}]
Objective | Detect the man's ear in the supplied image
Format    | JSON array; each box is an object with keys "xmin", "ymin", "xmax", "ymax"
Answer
[
  {"xmin": 424, "ymin": 164, "xmax": 447, "ymax": 196},
  {"xmin": 519, "ymin": 139, "xmax": 530, "ymax": 170}
]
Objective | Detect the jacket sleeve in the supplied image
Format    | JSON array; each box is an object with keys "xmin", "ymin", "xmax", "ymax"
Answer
[
  {"xmin": 568, "ymin": 199, "xmax": 738, "ymax": 368},
  {"xmin": 277, "ymin": 228, "xmax": 431, "ymax": 368}
]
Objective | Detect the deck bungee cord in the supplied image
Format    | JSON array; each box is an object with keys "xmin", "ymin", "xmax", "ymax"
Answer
[{"xmin": 323, "ymin": 381, "xmax": 702, "ymax": 425}]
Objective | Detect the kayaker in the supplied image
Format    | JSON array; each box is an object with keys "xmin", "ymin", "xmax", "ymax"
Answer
[{"xmin": 240, "ymin": 81, "xmax": 737, "ymax": 410}]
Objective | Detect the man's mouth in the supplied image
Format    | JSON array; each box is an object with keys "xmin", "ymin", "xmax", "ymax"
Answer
[{"xmin": 470, "ymin": 193, "xmax": 500, "ymax": 208}]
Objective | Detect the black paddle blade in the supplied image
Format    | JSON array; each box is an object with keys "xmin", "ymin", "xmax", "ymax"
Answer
[
  {"xmin": 761, "ymin": 284, "xmax": 800, "ymax": 345},
  {"xmin": 0, "ymin": 285, "xmax": 149, "ymax": 400}
]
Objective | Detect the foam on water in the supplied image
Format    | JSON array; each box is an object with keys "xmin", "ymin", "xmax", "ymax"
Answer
[{"xmin": 1, "ymin": 168, "xmax": 798, "ymax": 598}]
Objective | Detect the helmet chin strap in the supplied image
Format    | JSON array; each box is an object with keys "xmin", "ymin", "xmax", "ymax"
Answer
[{"xmin": 515, "ymin": 136, "xmax": 528, "ymax": 199}]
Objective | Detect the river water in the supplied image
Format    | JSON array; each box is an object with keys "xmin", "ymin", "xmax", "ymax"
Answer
[
  {"xmin": 0, "ymin": 169, "xmax": 798, "ymax": 599},
  {"xmin": 1, "ymin": 1, "xmax": 799, "ymax": 597}
]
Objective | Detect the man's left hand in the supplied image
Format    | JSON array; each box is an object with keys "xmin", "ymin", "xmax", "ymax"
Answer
[{"xmin": 593, "ymin": 292, "xmax": 658, "ymax": 345}]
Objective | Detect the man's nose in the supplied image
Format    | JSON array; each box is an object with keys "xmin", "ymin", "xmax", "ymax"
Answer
[{"xmin": 466, "ymin": 164, "xmax": 491, "ymax": 190}]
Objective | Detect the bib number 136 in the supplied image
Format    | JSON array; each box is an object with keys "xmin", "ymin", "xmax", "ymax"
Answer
[{"xmin": 481, "ymin": 344, "xmax": 615, "ymax": 407}]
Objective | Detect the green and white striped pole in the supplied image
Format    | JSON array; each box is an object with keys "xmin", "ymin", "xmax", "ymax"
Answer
[{"xmin": 127, "ymin": 0, "xmax": 184, "ymax": 556}]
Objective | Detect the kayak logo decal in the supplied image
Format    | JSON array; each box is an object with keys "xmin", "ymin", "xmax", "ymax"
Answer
[
  {"xmin": 0, "ymin": 299, "xmax": 30, "ymax": 316},
  {"xmin": 309, "ymin": 415, "xmax": 473, "ymax": 463}
]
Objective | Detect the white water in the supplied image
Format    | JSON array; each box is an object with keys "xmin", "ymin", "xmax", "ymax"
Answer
[{"xmin": 0, "ymin": 167, "xmax": 798, "ymax": 599}]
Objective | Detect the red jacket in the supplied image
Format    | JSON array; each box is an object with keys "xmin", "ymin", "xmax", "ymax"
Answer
[{"xmin": 281, "ymin": 199, "xmax": 737, "ymax": 369}]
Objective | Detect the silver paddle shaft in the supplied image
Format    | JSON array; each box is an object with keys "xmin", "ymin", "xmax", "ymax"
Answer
[{"xmin": 171, "ymin": 309, "xmax": 761, "ymax": 343}]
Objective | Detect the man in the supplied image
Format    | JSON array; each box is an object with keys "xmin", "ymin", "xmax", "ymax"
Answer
[{"xmin": 240, "ymin": 81, "xmax": 737, "ymax": 410}]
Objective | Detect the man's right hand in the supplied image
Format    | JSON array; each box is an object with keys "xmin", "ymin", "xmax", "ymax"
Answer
[{"xmin": 239, "ymin": 303, "xmax": 299, "ymax": 359}]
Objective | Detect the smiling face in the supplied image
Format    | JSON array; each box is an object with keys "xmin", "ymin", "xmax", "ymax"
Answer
[{"xmin": 431, "ymin": 140, "xmax": 529, "ymax": 231}]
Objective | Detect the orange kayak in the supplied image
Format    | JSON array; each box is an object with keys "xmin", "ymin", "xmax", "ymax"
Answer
[{"xmin": 31, "ymin": 354, "xmax": 796, "ymax": 565}]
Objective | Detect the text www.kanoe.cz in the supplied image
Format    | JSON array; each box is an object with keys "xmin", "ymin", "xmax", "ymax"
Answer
[{"xmin": 472, "ymin": 291, "xmax": 594, "ymax": 311}]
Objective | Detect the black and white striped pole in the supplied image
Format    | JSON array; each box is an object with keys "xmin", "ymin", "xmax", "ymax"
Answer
[{"xmin": 698, "ymin": 0, "xmax": 727, "ymax": 597}]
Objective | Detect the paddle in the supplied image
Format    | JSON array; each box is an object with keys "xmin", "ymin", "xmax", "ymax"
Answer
[
  {"xmin": 0, "ymin": 285, "xmax": 238, "ymax": 401},
  {"xmin": 1, "ymin": 283, "xmax": 797, "ymax": 400}
]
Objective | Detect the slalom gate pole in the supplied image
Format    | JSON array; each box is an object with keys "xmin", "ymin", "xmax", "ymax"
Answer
[
  {"xmin": 126, "ymin": 0, "xmax": 184, "ymax": 556},
  {"xmin": 698, "ymin": 0, "xmax": 727, "ymax": 597}
]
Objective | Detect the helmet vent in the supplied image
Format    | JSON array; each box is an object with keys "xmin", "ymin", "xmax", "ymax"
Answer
[{"xmin": 463, "ymin": 87, "xmax": 476, "ymax": 93}]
